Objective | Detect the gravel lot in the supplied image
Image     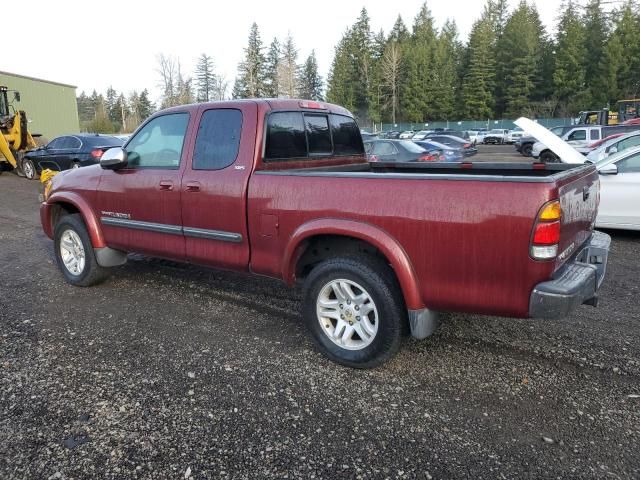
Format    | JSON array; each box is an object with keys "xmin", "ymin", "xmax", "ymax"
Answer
[{"xmin": 1, "ymin": 167, "xmax": 639, "ymax": 479}]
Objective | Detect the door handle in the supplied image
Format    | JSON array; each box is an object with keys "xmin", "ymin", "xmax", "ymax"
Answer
[
  {"xmin": 185, "ymin": 181, "xmax": 201, "ymax": 192},
  {"xmin": 159, "ymin": 180, "xmax": 174, "ymax": 191}
]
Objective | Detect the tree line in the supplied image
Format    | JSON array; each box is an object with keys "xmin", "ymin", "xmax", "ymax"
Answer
[
  {"xmin": 326, "ymin": 0, "xmax": 640, "ymax": 125},
  {"xmin": 76, "ymin": 88, "xmax": 155, "ymax": 134}
]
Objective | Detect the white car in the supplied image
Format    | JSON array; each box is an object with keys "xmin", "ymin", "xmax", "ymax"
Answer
[
  {"xmin": 399, "ymin": 131, "xmax": 415, "ymax": 139},
  {"xmin": 594, "ymin": 145, "xmax": 640, "ymax": 230},
  {"xmin": 586, "ymin": 131, "xmax": 640, "ymax": 163},
  {"xmin": 412, "ymin": 130, "xmax": 432, "ymax": 141},
  {"xmin": 506, "ymin": 131, "xmax": 525, "ymax": 144}
]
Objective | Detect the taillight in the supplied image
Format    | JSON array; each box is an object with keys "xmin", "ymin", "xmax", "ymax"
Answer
[
  {"xmin": 463, "ymin": 143, "xmax": 471, "ymax": 149},
  {"xmin": 368, "ymin": 154, "xmax": 379, "ymax": 162},
  {"xmin": 90, "ymin": 149, "xmax": 104, "ymax": 159},
  {"xmin": 418, "ymin": 153, "xmax": 437, "ymax": 162},
  {"xmin": 530, "ymin": 200, "xmax": 561, "ymax": 260},
  {"xmin": 299, "ymin": 100, "xmax": 326, "ymax": 110}
]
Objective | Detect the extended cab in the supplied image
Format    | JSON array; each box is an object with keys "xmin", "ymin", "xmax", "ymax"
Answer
[{"xmin": 40, "ymin": 100, "xmax": 611, "ymax": 368}]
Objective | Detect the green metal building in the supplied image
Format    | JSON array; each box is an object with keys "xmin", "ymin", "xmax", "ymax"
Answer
[{"xmin": 0, "ymin": 70, "xmax": 79, "ymax": 141}]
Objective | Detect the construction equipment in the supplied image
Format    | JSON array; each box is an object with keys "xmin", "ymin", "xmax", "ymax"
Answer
[{"xmin": 0, "ymin": 85, "xmax": 37, "ymax": 175}]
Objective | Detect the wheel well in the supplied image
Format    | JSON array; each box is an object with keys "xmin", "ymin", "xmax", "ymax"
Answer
[
  {"xmin": 295, "ymin": 235, "xmax": 390, "ymax": 281},
  {"xmin": 50, "ymin": 202, "xmax": 80, "ymax": 229}
]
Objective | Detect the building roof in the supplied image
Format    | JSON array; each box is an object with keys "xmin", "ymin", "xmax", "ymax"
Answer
[{"xmin": 0, "ymin": 70, "xmax": 76, "ymax": 89}]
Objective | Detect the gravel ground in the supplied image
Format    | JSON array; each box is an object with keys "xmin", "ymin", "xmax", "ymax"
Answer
[{"xmin": 1, "ymin": 171, "xmax": 639, "ymax": 479}]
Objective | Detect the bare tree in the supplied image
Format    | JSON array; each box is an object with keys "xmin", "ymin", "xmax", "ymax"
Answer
[
  {"xmin": 381, "ymin": 42, "xmax": 402, "ymax": 124},
  {"xmin": 156, "ymin": 54, "xmax": 178, "ymax": 108},
  {"xmin": 277, "ymin": 33, "xmax": 299, "ymax": 98},
  {"xmin": 213, "ymin": 75, "xmax": 229, "ymax": 100}
]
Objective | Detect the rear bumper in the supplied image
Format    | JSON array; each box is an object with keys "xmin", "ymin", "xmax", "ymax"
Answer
[{"xmin": 529, "ymin": 231, "xmax": 611, "ymax": 319}]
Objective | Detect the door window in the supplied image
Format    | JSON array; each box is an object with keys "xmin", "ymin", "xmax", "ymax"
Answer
[
  {"xmin": 567, "ymin": 130, "xmax": 587, "ymax": 141},
  {"xmin": 617, "ymin": 136, "xmax": 640, "ymax": 151},
  {"xmin": 47, "ymin": 137, "xmax": 64, "ymax": 149},
  {"xmin": 193, "ymin": 109, "xmax": 242, "ymax": 170},
  {"xmin": 590, "ymin": 130, "xmax": 600, "ymax": 140},
  {"xmin": 264, "ymin": 112, "xmax": 307, "ymax": 159},
  {"xmin": 305, "ymin": 114, "xmax": 332, "ymax": 155},
  {"xmin": 372, "ymin": 142, "xmax": 396, "ymax": 155},
  {"xmin": 617, "ymin": 152, "xmax": 640, "ymax": 173},
  {"xmin": 126, "ymin": 113, "xmax": 189, "ymax": 168}
]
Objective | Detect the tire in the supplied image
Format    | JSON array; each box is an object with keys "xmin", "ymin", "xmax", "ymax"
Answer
[
  {"xmin": 22, "ymin": 158, "xmax": 37, "ymax": 180},
  {"xmin": 54, "ymin": 214, "xmax": 109, "ymax": 287},
  {"xmin": 71, "ymin": 161, "xmax": 80, "ymax": 169},
  {"xmin": 521, "ymin": 144, "xmax": 533, "ymax": 157},
  {"xmin": 540, "ymin": 151, "xmax": 559, "ymax": 163},
  {"xmin": 302, "ymin": 254, "xmax": 406, "ymax": 368}
]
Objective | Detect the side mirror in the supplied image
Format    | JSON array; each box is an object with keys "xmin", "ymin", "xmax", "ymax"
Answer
[
  {"xmin": 100, "ymin": 147, "xmax": 128, "ymax": 170},
  {"xmin": 599, "ymin": 163, "xmax": 618, "ymax": 175},
  {"xmin": 13, "ymin": 91, "xmax": 20, "ymax": 102}
]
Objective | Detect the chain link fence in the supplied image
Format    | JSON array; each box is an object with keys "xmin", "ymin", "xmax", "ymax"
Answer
[{"xmin": 365, "ymin": 118, "xmax": 574, "ymax": 133}]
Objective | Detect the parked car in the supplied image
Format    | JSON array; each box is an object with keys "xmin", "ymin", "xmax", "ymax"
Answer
[
  {"xmin": 411, "ymin": 130, "xmax": 433, "ymax": 141},
  {"xmin": 399, "ymin": 130, "xmax": 415, "ymax": 139},
  {"xmin": 424, "ymin": 134, "xmax": 477, "ymax": 156},
  {"xmin": 39, "ymin": 99, "xmax": 610, "ymax": 368},
  {"xmin": 586, "ymin": 131, "xmax": 640, "ymax": 163},
  {"xmin": 507, "ymin": 130, "xmax": 525, "ymax": 144},
  {"xmin": 515, "ymin": 126, "xmax": 576, "ymax": 157},
  {"xmin": 413, "ymin": 140, "xmax": 463, "ymax": 162},
  {"xmin": 22, "ymin": 134, "xmax": 124, "ymax": 180},
  {"xmin": 364, "ymin": 139, "xmax": 439, "ymax": 162},
  {"xmin": 593, "ymin": 145, "xmax": 640, "ymax": 230},
  {"xmin": 438, "ymin": 130, "xmax": 471, "ymax": 141},
  {"xmin": 483, "ymin": 129, "xmax": 510, "ymax": 144},
  {"xmin": 534, "ymin": 124, "xmax": 640, "ymax": 162}
]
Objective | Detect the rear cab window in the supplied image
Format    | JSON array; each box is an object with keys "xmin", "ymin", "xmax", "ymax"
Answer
[
  {"xmin": 193, "ymin": 109, "xmax": 243, "ymax": 170},
  {"xmin": 264, "ymin": 111, "xmax": 364, "ymax": 161}
]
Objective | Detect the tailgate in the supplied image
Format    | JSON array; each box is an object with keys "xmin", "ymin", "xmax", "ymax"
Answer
[{"xmin": 556, "ymin": 166, "xmax": 599, "ymax": 267}]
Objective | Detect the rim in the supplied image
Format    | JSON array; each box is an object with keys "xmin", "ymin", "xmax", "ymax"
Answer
[
  {"xmin": 316, "ymin": 279, "xmax": 379, "ymax": 351},
  {"xmin": 72, "ymin": 162, "xmax": 80, "ymax": 169},
  {"xmin": 59, "ymin": 229, "xmax": 86, "ymax": 276},
  {"xmin": 23, "ymin": 160, "xmax": 34, "ymax": 178}
]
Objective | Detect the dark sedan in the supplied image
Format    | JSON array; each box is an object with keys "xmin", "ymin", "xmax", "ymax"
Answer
[
  {"xmin": 22, "ymin": 134, "xmax": 124, "ymax": 179},
  {"xmin": 413, "ymin": 140, "xmax": 464, "ymax": 162},
  {"xmin": 423, "ymin": 134, "xmax": 477, "ymax": 156},
  {"xmin": 364, "ymin": 139, "xmax": 442, "ymax": 162}
]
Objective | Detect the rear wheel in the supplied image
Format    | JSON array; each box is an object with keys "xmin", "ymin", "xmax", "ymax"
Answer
[
  {"xmin": 71, "ymin": 161, "xmax": 80, "ymax": 169},
  {"xmin": 522, "ymin": 143, "xmax": 533, "ymax": 157},
  {"xmin": 54, "ymin": 214, "xmax": 109, "ymax": 286},
  {"xmin": 303, "ymin": 255, "xmax": 406, "ymax": 368}
]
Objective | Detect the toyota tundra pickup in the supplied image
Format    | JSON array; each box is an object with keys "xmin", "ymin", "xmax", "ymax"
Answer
[{"xmin": 40, "ymin": 99, "xmax": 611, "ymax": 368}]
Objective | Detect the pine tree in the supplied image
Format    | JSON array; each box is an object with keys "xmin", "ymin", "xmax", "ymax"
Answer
[
  {"xmin": 105, "ymin": 86, "xmax": 119, "ymax": 125},
  {"xmin": 278, "ymin": 33, "xmax": 299, "ymax": 98},
  {"xmin": 76, "ymin": 91, "xmax": 94, "ymax": 124},
  {"xmin": 327, "ymin": 32, "xmax": 357, "ymax": 112},
  {"xmin": 429, "ymin": 20, "xmax": 461, "ymax": 120},
  {"xmin": 608, "ymin": 4, "xmax": 640, "ymax": 101},
  {"xmin": 138, "ymin": 89, "xmax": 155, "ymax": 121},
  {"xmin": 264, "ymin": 38, "xmax": 281, "ymax": 97},
  {"xmin": 553, "ymin": 0, "xmax": 588, "ymax": 115},
  {"xmin": 497, "ymin": 1, "xmax": 546, "ymax": 117},
  {"xmin": 461, "ymin": 16, "xmax": 496, "ymax": 118},
  {"xmin": 402, "ymin": 2, "xmax": 437, "ymax": 122},
  {"xmin": 368, "ymin": 29, "xmax": 387, "ymax": 124},
  {"xmin": 583, "ymin": 0, "xmax": 609, "ymax": 108},
  {"xmin": 298, "ymin": 51, "xmax": 323, "ymax": 101},
  {"xmin": 195, "ymin": 53, "xmax": 216, "ymax": 102},
  {"xmin": 233, "ymin": 22, "xmax": 266, "ymax": 98}
]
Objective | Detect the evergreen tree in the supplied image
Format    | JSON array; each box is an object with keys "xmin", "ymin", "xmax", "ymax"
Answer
[
  {"xmin": 195, "ymin": 53, "xmax": 216, "ymax": 102},
  {"xmin": 327, "ymin": 32, "xmax": 357, "ymax": 113},
  {"xmin": 298, "ymin": 51, "xmax": 323, "ymax": 101},
  {"xmin": 583, "ymin": 0, "xmax": 609, "ymax": 108},
  {"xmin": 137, "ymin": 89, "xmax": 155, "ymax": 120},
  {"xmin": 429, "ymin": 20, "xmax": 461, "ymax": 120},
  {"xmin": 105, "ymin": 86, "xmax": 119, "ymax": 125},
  {"xmin": 608, "ymin": 4, "xmax": 640, "ymax": 101},
  {"xmin": 368, "ymin": 29, "xmax": 388, "ymax": 123},
  {"xmin": 497, "ymin": 1, "xmax": 546, "ymax": 117},
  {"xmin": 553, "ymin": 0, "xmax": 588, "ymax": 115},
  {"xmin": 401, "ymin": 2, "xmax": 437, "ymax": 122},
  {"xmin": 233, "ymin": 22, "xmax": 266, "ymax": 98},
  {"xmin": 263, "ymin": 38, "xmax": 281, "ymax": 97},
  {"xmin": 278, "ymin": 33, "xmax": 299, "ymax": 98},
  {"xmin": 461, "ymin": 16, "xmax": 496, "ymax": 118},
  {"xmin": 76, "ymin": 91, "xmax": 94, "ymax": 124}
]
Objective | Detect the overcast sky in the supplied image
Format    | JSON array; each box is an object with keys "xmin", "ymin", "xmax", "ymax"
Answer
[{"xmin": 5, "ymin": 0, "xmax": 561, "ymax": 103}]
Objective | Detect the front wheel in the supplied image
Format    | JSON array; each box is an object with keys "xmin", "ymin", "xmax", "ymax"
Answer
[
  {"xmin": 54, "ymin": 214, "xmax": 109, "ymax": 286},
  {"xmin": 303, "ymin": 255, "xmax": 406, "ymax": 368},
  {"xmin": 22, "ymin": 158, "xmax": 37, "ymax": 180},
  {"xmin": 522, "ymin": 144, "xmax": 533, "ymax": 157},
  {"xmin": 540, "ymin": 151, "xmax": 559, "ymax": 163}
]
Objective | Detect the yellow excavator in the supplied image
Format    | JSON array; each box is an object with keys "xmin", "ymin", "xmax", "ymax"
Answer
[{"xmin": 0, "ymin": 85, "xmax": 37, "ymax": 176}]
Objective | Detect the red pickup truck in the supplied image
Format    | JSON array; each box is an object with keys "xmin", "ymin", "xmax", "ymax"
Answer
[{"xmin": 40, "ymin": 99, "xmax": 610, "ymax": 368}]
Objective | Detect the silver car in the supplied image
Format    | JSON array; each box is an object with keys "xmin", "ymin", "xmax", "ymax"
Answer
[{"xmin": 586, "ymin": 131, "xmax": 640, "ymax": 163}]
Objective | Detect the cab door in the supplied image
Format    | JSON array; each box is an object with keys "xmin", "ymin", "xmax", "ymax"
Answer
[
  {"xmin": 565, "ymin": 128, "xmax": 590, "ymax": 149},
  {"xmin": 598, "ymin": 151, "xmax": 640, "ymax": 229},
  {"xmin": 95, "ymin": 112, "xmax": 192, "ymax": 260},
  {"xmin": 180, "ymin": 102, "xmax": 256, "ymax": 271}
]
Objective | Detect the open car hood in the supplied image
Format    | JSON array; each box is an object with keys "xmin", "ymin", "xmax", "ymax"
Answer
[{"xmin": 514, "ymin": 118, "xmax": 585, "ymax": 164}]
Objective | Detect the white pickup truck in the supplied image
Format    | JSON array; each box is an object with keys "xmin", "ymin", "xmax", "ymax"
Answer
[{"xmin": 482, "ymin": 129, "xmax": 510, "ymax": 144}]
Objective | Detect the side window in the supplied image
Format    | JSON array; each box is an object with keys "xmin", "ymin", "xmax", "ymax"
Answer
[
  {"xmin": 618, "ymin": 136, "xmax": 640, "ymax": 150},
  {"xmin": 264, "ymin": 112, "xmax": 306, "ymax": 160},
  {"xmin": 590, "ymin": 130, "xmax": 600, "ymax": 140},
  {"xmin": 617, "ymin": 152, "xmax": 640, "ymax": 173},
  {"xmin": 47, "ymin": 137, "xmax": 63, "ymax": 149},
  {"xmin": 126, "ymin": 113, "xmax": 189, "ymax": 169},
  {"xmin": 330, "ymin": 114, "xmax": 364, "ymax": 155},
  {"xmin": 304, "ymin": 114, "xmax": 332, "ymax": 155},
  {"xmin": 568, "ymin": 129, "xmax": 586, "ymax": 141},
  {"xmin": 193, "ymin": 109, "xmax": 242, "ymax": 170},
  {"xmin": 372, "ymin": 142, "xmax": 395, "ymax": 155}
]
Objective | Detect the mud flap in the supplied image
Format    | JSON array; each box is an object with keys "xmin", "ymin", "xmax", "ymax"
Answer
[{"xmin": 408, "ymin": 308, "xmax": 441, "ymax": 339}]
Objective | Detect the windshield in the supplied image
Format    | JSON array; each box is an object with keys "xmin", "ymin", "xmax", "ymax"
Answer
[
  {"xmin": 549, "ymin": 127, "xmax": 564, "ymax": 136},
  {"xmin": 489, "ymin": 129, "xmax": 503, "ymax": 134},
  {"xmin": 400, "ymin": 140, "xmax": 425, "ymax": 153}
]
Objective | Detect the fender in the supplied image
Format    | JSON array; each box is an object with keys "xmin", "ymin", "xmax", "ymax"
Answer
[
  {"xmin": 45, "ymin": 192, "xmax": 106, "ymax": 248},
  {"xmin": 282, "ymin": 218, "xmax": 424, "ymax": 310}
]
